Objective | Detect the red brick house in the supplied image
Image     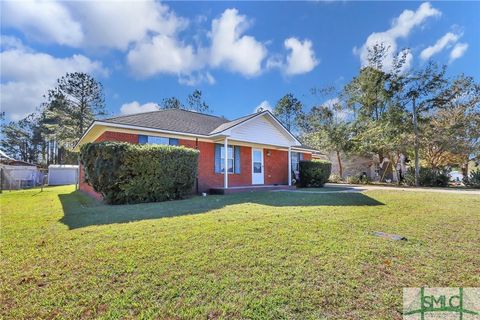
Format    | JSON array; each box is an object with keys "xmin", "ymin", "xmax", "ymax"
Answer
[{"xmin": 75, "ymin": 109, "xmax": 321, "ymax": 198}]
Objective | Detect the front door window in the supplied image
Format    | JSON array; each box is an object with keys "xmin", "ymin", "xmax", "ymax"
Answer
[{"xmin": 252, "ymin": 149, "xmax": 264, "ymax": 184}]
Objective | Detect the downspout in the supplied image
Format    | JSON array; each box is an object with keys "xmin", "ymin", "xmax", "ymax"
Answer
[
  {"xmin": 195, "ymin": 138, "xmax": 199, "ymax": 194},
  {"xmin": 288, "ymin": 146, "xmax": 292, "ymax": 186},
  {"xmin": 224, "ymin": 137, "xmax": 228, "ymax": 189},
  {"xmin": 76, "ymin": 157, "xmax": 80, "ymax": 191}
]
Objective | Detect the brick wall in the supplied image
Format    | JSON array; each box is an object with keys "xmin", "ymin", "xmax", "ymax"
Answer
[
  {"xmin": 78, "ymin": 164, "xmax": 103, "ymax": 201},
  {"xmin": 264, "ymin": 149, "xmax": 289, "ymax": 185},
  {"xmin": 95, "ymin": 131, "xmax": 139, "ymax": 143},
  {"xmin": 78, "ymin": 130, "xmax": 314, "ymax": 196},
  {"xmin": 179, "ymin": 139, "xmax": 252, "ymax": 193}
]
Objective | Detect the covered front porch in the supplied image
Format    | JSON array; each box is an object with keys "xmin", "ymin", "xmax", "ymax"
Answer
[{"xmin": 214, "ymin": 135, "xmax": 296, "ymax": 192}]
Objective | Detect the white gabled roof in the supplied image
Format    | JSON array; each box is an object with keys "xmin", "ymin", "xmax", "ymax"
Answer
[{"xmin": 210, "ymin": 111, "xmax": 302, "ymax": 146}]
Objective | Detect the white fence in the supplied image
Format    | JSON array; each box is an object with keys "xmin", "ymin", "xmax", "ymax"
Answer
[{"xmin": 0, "ymin": 165, "xmax": 45, "ymax": 190}]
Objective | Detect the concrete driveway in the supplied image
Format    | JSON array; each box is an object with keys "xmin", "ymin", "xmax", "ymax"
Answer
[
  {"xmin": 323, "ymin": 183, "xmax": 480, "ymax": 195},
  {"xmin": 276, "ymin": 183, "xmax": 480, "ymax": 195}
]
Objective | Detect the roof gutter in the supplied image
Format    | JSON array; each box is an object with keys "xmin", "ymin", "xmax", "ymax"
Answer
[
  {"xmin": 74, "ymin": 120, "xmax": 214, "ymax": 150},
  {"xmin": 94, "ymin": 121, "xmax": 212, "ymax": 138},
  {"xmin": 75, "ymin": 118, "xmax": 315, "ymax": 151}
]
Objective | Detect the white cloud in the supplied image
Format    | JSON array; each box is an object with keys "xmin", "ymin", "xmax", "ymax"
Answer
[
  {"xmin": 209, "ymin": 9, "xmax": 267, "ymax": 76},
  {"xmin": 1, "ymin": 0, "xmax": 83, "ymax": 46},
  {"xmin": 355, "ymin": 2, "xmax": 441, "ymax": 70},
  {"xmin": 127, "ymin": 8, "xmax": 269, "ymax": 80},
  {"xmin": 323, "ymin": 97, "xmax": 339, "ymax": 109},
  {"xmin": 399, "ymin": 48, "xmax": 413, "ymax": 73},
  {"xmin": 68, "ymin": 0, "xmax": 187, "ymax": 50},
  {"xmin": 127, "ymin": 35, "xmax": 203, "ymax": 77},
  {"xmin": 0, "ymin": 38, "xmax": 105, "ymax": 121},
  {"xmin": 387, "ymin": 2, "xmax": 440, "ymax": 38},
  {"xmin": 120, "ymin": 101, "xmax": 160, "ymax": 115},
  {"xmin": 1, "ymin": 0, "xmax": 186, "ymax": 50},
  {"xmin": 284, "ymin": 38, "xmax": 319, "ymax": 75},
  {"xmin": 2, "ymin": 2, "xmax": 318, "ymax": 85},
  {"xmin": 266, "ymin": 38, "xmax": 319, "ymax": 76},
  {"xmin": 266, "ymin": 54, "xmax": 284, "ymax": 70},
  {"xmin": 449, "ymin": 42, "xmax": 468, "ymax": 63},
  {"xmin": 0, "ymin": 35, "xmax": 30, "ymax": 51},
  {"xmin": 322, "ymin": 97, "xmax": 352, "ymax": 122},
  {"xmin": 178, "ymin": 72, "xmax": 215, "ymax": 86},
  {"xmin": 254, "ymin": 100, "xmax": 272, "ymax": 113},
  {"xmin": 420, "ymin": 32, "xmax": 461, "ymax": 60}
]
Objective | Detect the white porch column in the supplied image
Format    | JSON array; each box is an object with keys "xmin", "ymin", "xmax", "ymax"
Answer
[
  {"xmin": 224, "ymin": 137, "xmax": 228, "ymax": 189},
  {"xmin": 288, "ymin": 146, "xmax": 292, "ymax": 186}
]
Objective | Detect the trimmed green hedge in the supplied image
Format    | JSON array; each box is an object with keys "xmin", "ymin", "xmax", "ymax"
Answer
[
  {"xmin": 80, "ymin": 142, "xmax": 199, "ymax": 204},
  {"xmin": 463, "ymin": 168, "xmax": 480, "ymax": 188},
  {"xmin": 299, "ymin": 160, "xmax": 332, "ymax": 187},
  {"xmin": 404, "ymin": 167, "xmax": 450, "ymax": 187}
]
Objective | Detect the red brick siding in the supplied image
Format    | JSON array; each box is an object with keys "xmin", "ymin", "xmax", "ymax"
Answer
[
  {"xmin": 95, "ymin": 131, "xmax": 139, "ymax": 143},
  {"xmin": 303, "ymin": 153, "xmax": 312, "ymax": 161},
  {"xmin": 79, "ymin": 164, "xmax": 103, "ymax": 201},
  {"xmin": 179, "ymin": 139, "xmax": 252, "ymax": 193},
  {"xmin": 264, "ymin": 149, "xmax": 289, "ymax": 185}
]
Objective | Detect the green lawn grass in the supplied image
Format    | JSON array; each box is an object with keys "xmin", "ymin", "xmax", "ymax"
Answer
[{"xmin": 1, "ymin": 186, "xmax": 479, "ymax": 319}]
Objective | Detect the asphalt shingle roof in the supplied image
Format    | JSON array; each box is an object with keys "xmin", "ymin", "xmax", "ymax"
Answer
[
  {"xmin": 103, "ymin": 109, "xmax": 230, "ymax": 136},
  {"xmin": 100, "ymin": 109, "xmax": 320, "ymax": 152}
]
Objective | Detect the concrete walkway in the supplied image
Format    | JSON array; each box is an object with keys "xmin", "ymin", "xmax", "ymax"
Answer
[{"xmin": 276, "ymin": 183, "xmax": 480, "ymax": 195}]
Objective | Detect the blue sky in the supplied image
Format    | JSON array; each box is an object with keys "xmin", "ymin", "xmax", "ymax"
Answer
[{"xmin": 1, "ymin": 1, "xmax": 479, "ymax": 121}]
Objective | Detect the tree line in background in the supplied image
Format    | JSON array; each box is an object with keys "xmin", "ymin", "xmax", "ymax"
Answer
[
  {"xmin": 2, "ymin": 45, "xmax": 479, "ymax": 186},
  {"xmin": 1, "ymin": 73, "xmax": 211, "ymax": 166},
  {"xmin": 271, "ymin": 45, "xmax": 480, "ymax": 186}
]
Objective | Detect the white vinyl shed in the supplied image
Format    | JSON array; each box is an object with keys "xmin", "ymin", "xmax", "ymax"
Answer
[{"xmin": 48, "ymin": 165, "xmax": 79, "ymax": 186}]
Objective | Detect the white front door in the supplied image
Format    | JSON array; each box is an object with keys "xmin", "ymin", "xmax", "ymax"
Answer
[{"xmin": 252, "ymin": 148, "xmax": 264, "ymax": 185}]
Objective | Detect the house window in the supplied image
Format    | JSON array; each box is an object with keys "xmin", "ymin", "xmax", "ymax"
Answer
[
  {"xmin": 147, "ymin": 136, "xmax": 169, "ymax": 145},
  {"xmin": 221, "ymin": 146, "xmax": 234, "ymax": 173},
  {"xmin": 138, "ymin": 135, "xmax": 179, "ymax": 146},
  {"xmin": 215, "ymin": 144, "xmax": 240, "ymax": 174}
]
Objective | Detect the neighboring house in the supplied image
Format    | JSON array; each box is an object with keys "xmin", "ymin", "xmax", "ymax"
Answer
[
  {"xmin": 75, "ymin": 109, "xmax": 321, "ymax": 198},
  {"xmin": 0, "ymin": 149, "xmax": 36, "ymax": 166},
  {"xmin": 327, "ymin": 152, "xmax": 402, "ymax": 182},
  {"xmin": 0, "ymin": 149, "xmax": 43, "ymax": 190},
  {"xmin": 449, "ymin": 170, "xmax": 463, "ymax": 183}
]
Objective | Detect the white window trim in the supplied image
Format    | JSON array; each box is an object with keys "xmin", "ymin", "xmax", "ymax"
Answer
[{"xmin": 220, "ymin": 145, "xmax": 235, "ymax": 174}]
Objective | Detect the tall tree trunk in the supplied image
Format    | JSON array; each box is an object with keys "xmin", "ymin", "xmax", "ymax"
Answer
[
  {"xmin": 377, "ymin": 151, "xmax": 384, "ymax": 182},
  {"xmin": 46, "ymin": 141, "xmax": 50, "ymax": 165},
  {"xmin": 58, "ymin": 146, "xmax": 63, "ymax": 164},
  {"xmin": 412, "ymin": 97, "xmax": 420, "ymax": 187},
  {"xmin": 79, "ymin": 80, "xmax": 86, "ymax": 136},
  {"xmin": 336, "ymin": 150, "xmax": 343, "ymax": 179},
  {"xmin": 42, "ymin": 142, "xmax": 47, "ymax": 165},
  {"xmin": 461, "ymin": 155, "xmax": 469, "ymax": 177}
]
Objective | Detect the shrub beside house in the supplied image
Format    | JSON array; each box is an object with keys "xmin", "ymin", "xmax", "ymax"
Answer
[
  {"xmin": 80, "ymin": 142, "xmax": 199, "ymax": 204},
  {"xmin": 299, "ymin": 160, "xmax": 332, "ymax": 187}
]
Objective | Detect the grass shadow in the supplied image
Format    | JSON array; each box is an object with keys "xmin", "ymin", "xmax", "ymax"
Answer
[{"xmin": 59, "ymin": 189, "xmax": 384, "ymax": 230}]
